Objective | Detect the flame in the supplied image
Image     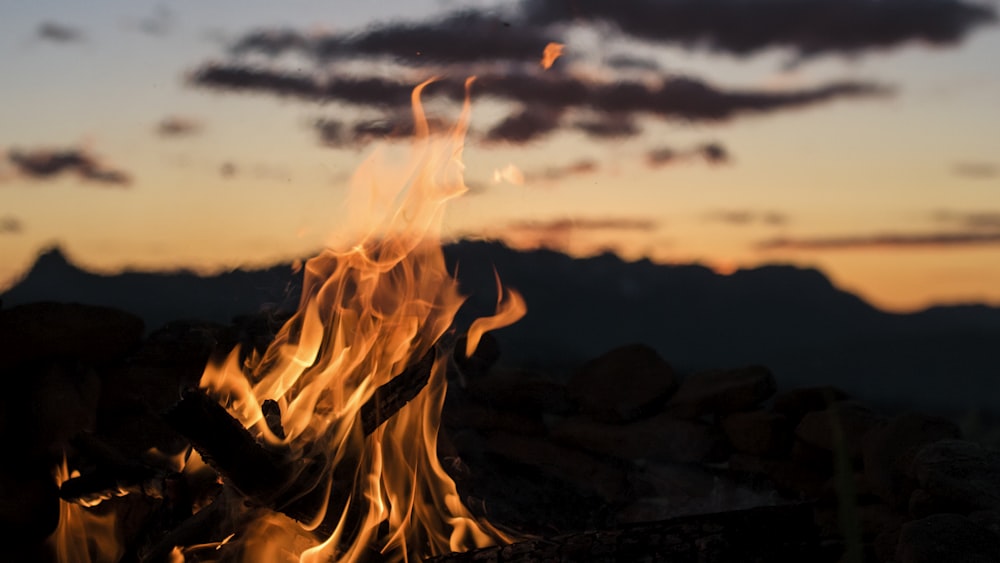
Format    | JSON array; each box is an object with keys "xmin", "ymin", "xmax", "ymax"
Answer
[
  {"xmin": 540, "ymin": 42, "xmax": 564, "ymax": 70},
  {"xmin": 48, "ymin": 457, "xmax": 123, "ymax": 563},
  {"xmin": 197, "ymin": 77, "xmax": 521, "ymax": 562},
  {"xmin": 465, "ymin": 270, "xmax": 527, "ymax": 358}
]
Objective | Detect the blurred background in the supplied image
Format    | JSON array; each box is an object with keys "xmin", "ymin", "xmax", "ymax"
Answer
[{"xmin": 1, "ymin": 0, "xmax": 998, "ymax": 312}]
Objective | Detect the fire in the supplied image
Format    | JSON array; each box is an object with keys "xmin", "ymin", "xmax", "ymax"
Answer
[
  {"xmin": 194, "ymin": 76, "xmax": 524, "ymax": 561},
  {"xmin": 48, "ymin": 458, "xmax": 123, "ymax": 563},
  {"xmin": 540, "ymin": 42, "xmax": 564, "ymax": 70}
]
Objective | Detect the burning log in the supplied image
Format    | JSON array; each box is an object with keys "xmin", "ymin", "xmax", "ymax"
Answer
[{"xmin": 426, "ymin": 503, "xmax": 821, "ymax": 563}]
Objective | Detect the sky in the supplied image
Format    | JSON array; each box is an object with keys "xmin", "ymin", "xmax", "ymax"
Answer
[{"xmin": 1, "ymin": 0, "xmax": 999, "ymax": 312}]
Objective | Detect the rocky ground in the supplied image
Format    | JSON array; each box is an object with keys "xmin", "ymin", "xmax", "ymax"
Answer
[{"xmin": 1, "ymin": 301, "xmax": 998, "ymax": 562}]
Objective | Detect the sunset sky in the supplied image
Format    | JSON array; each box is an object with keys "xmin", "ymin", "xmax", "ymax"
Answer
[{"xmin": 1, "ymin": 0, "xmax": 999, "ymax": 312}]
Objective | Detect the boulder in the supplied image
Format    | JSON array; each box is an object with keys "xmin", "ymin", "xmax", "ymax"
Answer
[
  {"xmin": 483, "ymin": 431, "xmax": 628, "ymax": 503},
  {"xmin": 568, "ymin": 344, "xmax": 677, "ymax": 423},
  {"xmin": 550, "ymin": 413, "xmax": 727, "ymax": 463},
  {"xmin": 465, "ymin": 368, "xmax": 575, "ymax": 415},
  {"xmin": 795, "ymin": 401, "xmax": 886, "ymax": 461},
  {"xmin": 0, "ymin": 302, "xmax": 143, "ymax": 367},
  {"xmin": 895, "ymin": 513, "xmax": 1000, "ymax": 563},
  {"xmin": 666, "ymin": 365, "xmax": 776, "ymax": 419},
  {"xmin": 911, "ymin": 439, "xmax": 1000, "ymax": 513},
  {"xmin": 771, "ymin": 386, "xmax": 849, "ymax": 423},
  {"xmin": 721, "ymin": 409, "xmax": 792, "ymax": 456},
  {"xmin": 862, "ymin": 413, "xmax": 961, "ymax": 509}
]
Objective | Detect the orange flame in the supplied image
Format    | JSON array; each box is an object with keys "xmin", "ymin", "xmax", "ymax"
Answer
[
  {"xmin": 197, "ymin": 77, "xmax": 521, "ymax": 562},
  {"xmin": 540, "ymin": 42, "xmax": 564, "ymax": 70},
  {"xmin": 48, "ymin": 457, "xmax": 123, "ymax": 563}
]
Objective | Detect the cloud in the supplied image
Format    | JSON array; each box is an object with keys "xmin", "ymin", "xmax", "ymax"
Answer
[
  {"xmin": 192, "ymin": 64, "xmax": 887, "ymax": 138},
  {"xmin": 603, "ymin": 53, "xmax": 661, "ymax": 71},
  {"xmin": 953, "ymin": 161, "xmax": 998, "ymax": 179},
  {"xmin": 156, "ymin": 116, "xmax": 202, "ymax": 137},
  {"xmin": 314, "ymin": 115, "xmax": 450, "ymax": 147},
  {"xmin": 0, "ymin": 216, "xmax": 23, "ymax": 234},
  {"xmin": 509, "ymin": 217, "xmax": 658, "ymax": 233},
  {"xmin": 37, "ymin": 22, "xmax": 83, "ymax": 43},
  {"xmin": 521, "ymin": 0, "xmax": 997, "ymax": 58},
  {"xmin": 523, "ymin": 159, "xmax": 600, "ymax": 182},
  {"xmin": 6, "ymin": 147, "xmax": 131, "ymax": 186},
  {"xmin": 932, "ymin": 210, "xmax": 1000, "ymax": 230},
  {"xmin": 572, "ymin": 115, "xmax": 641, "ymax": 139},
  {"xmin": 230, "ymin": 11, "xmax": 553, "ymax": 65},
  {"xmin": 708, "ymin": 210, "xmax": 788, "ymax": 226},
  {"xmin": 645, "ymin": 141, "xmax": 732, "ymax": 167},
  {"xmin": 136, "ymin": 6, "xmax": 174, "ymax": 36},
  {"xmin": 484, "ymin": 106, "xmax": 563, "ymax": 144},
  {"xmin": 757, "ymin": 231, "xmax": 1000, "ymax": 250}
]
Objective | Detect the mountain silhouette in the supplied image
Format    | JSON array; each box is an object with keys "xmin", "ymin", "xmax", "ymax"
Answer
[{"xmin": 3, "ymin": 242, "xmax": 998, "ymax": 413}]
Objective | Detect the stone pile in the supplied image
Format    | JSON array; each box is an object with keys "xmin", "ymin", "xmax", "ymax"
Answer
[{"xmin": 2, "ymin": 302, "xmax": 998, "ymax": 562}]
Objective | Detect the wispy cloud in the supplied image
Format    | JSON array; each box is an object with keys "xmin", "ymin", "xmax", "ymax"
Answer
[
  {"xmin": 707, "ymin": 210, "xmax": 788, "ymax": 226},
  {"xmin": 522, "ymin": 159, "xmax": 599, "ymax": 182},
  {"xmin": 645, "ymin": 142, "xmax": 732, "ymax": 168},
  {"xmin": 0, "ymin": 216, "xmax": 23, "ymax": 234},
  {"xmin": 156, "ymin": 116, "xmax": 203, "ymax": 137},
  {"xmin": 953, "ymin": 161, "xmax": 998, "ymax": 179},
  {"xmin": 932, "ymin": 210, "xmax": 1000, "ymax": 230},
  {"xmin": 757, "ymin": 231, "xmax": 1000, "ymax": 250},
  {"xmin": 509, "ymin": 217, "xmax": 658, "ymax": 233},
  {"xmin": 6, "ymin": 147, "xmax": 131, "ymax": 187},
  {"xmin": 37, "ymin": 22, "xmax": 83, "ymax": 43}
]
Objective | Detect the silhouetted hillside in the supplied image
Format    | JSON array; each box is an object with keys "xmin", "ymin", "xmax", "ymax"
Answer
[{"xmin": 3, "ymin": 241, "xmax": 999, "ymax": 413}]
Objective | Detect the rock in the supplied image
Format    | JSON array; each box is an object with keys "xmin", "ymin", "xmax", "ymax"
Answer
[
  {"xmin": 621, "ymin": 462, "xmax": 780, "ymax": 524},
  {"xmin": 442, "ymin": 394, "xmax": 546, "ymax": 436},
  {"xmin": 0, "ymin": 302, "xmax": 144, "ymax": 367},
  {"xmin": 567, "ymin": 344, "xmax": 677, "ymax": 423},
  {"xmin": 666, "ymin": 365, "xmax": 776, "ymax": 419},
  {"xmin": 795, "ymin": 401, "xmax": 886, "ymax": 460},
  {"xmin": 483, "ymin": 431, "xmax": 628, "ymax": 503},
  {"xmin": 911, "ymin": 439, "xmax": 1000, "ymax": 513},
  {"xmin": 729, "ymin": 453, "xmax": 829, "ymax": 499},
  {"xmin": 874, "ymin": 526, "xmax": 902, "ymax": 563},
  {"xmin": 863, "ymin": 413, "xmax": 961, "ymax": 509},
  {"xmin": 895, "ymin": 513, "xmax": 1000, "ymax": 563},
  {"xmin": 550, "ymin": 413, "xmax": 727, "ymax": 464},
  {"xmin": 130, "ymin": 319, "xmax": 234, "ymax": 366},
  {"xmin": 771, "ymin": 386, "xmax": 850, "ymax": 423},
  {"xmin": 0, "ymin": 470, "xmax": 60, "ymax": 548},
  {"xmin": 465, "ymin": 368, "xmax": 575, "ymax": 415},
  {"xmin": 721, "ymin": 410, "xmax": 793, "ymax": 456},
  {"xmin": 969, "ymin": 509, "xmax": 1000, "ymax": 536}
]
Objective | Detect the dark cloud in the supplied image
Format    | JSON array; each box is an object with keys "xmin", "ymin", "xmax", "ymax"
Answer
[
  {"xmin": 485, "ymin": 106, "xmax": 563, "ymax": 144},
  {"xmin": 522, "ymin": 0, "xmax": 997, "ymax": 58},
  {"xmin": 6, "ymin": 148, "xmax": 131, "ymax": 186},
  {"xmin": 37, "ymin": 22, "xmax": 83, "ymax": 43},
  {"xmin": 646, "ymin": 141, "xmax": 732, "ymax": 168},
  {"xmin": 510, "ymin": 217, "xmax": 658, "ymax": 233},
  {"xmin": 231, "ymin": 11, "xmax": 553, "ymax": 65},
  {"xmin": 156, "ymin": 116, "xmax": 202, "ymax": 137},
  {"xmin": 192, "ymin": 64, "xmax": 887, "ymax": 141},
  {"xmin": 0, "ymin": 216, "xmax": 23, "ymax": 234},
  {"xmin": 707, "ymin": 210, "xmax": 788, "ymax": 226},
  {"xmin": 757, "ymin": 231, "xmax": 1000, "ymax": 250},
  {"xmin": 953, "ymin": 161, "xmax": 998, "ymax": 179},
  {"xmin": 573, "ymin": 115, "xmax": 640, "ymax": 139},
  {"xmin": 603, "ymin": 53, "xmax": 661, "ymax": 71},
  {"xmin": 314, "ymin": 115, "xmax": 450, "ymax": 147}
]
